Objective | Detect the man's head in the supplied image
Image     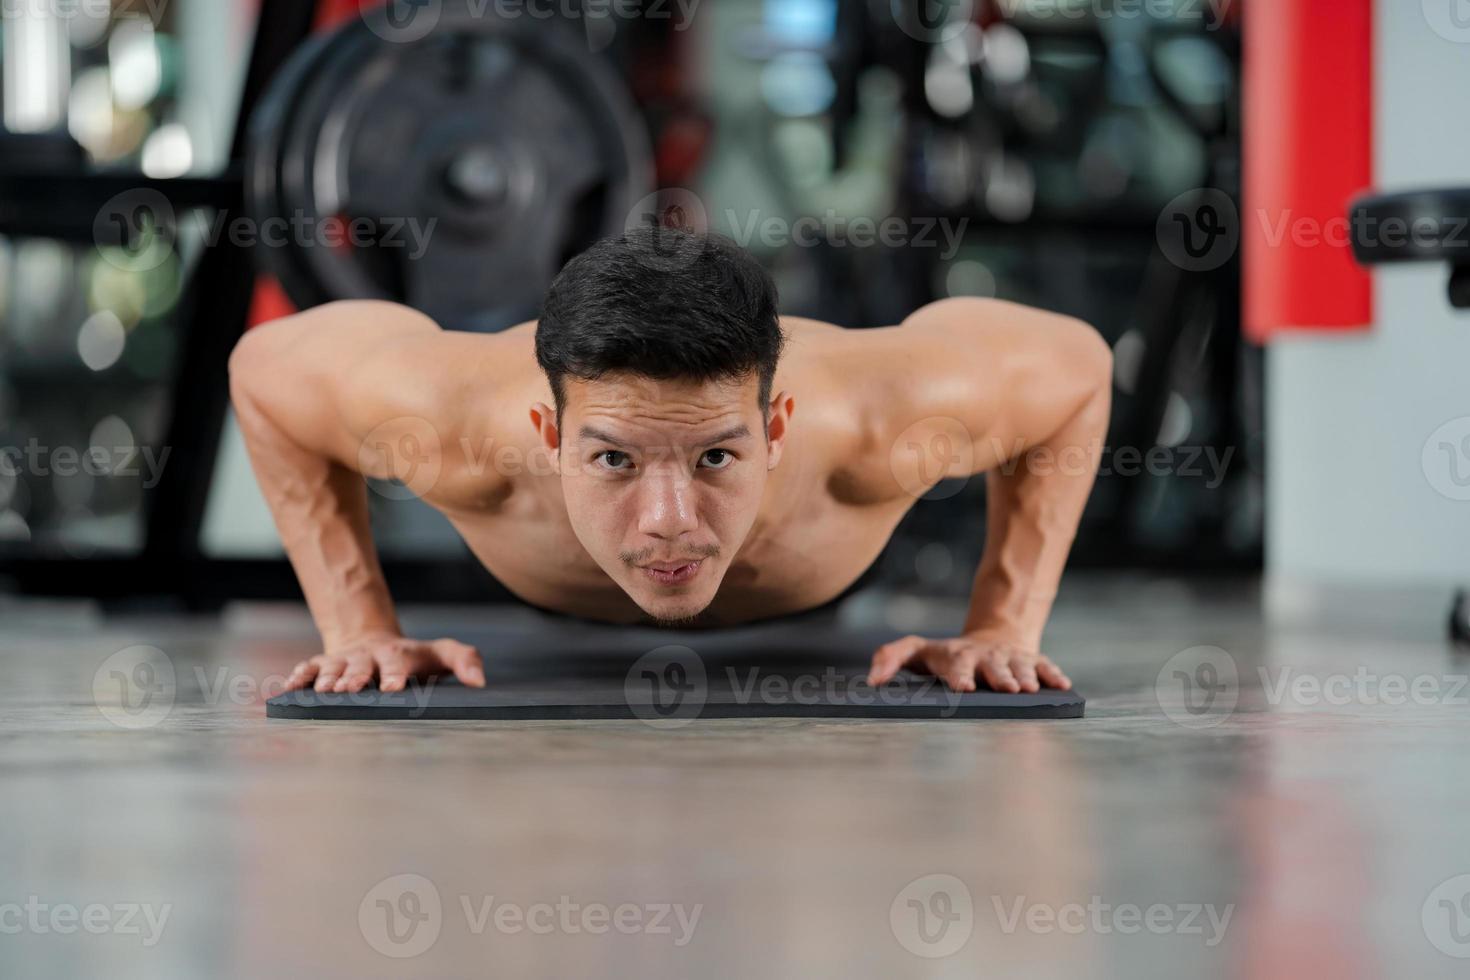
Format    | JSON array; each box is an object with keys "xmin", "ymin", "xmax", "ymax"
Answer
[{"xmin": 531, "ymin": 227, "xmax": 791, "ymax": 626}]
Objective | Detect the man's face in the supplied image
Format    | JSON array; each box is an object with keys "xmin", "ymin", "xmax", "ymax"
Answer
[{"xmin": 532, "ymin": 372, "xmax": 790, "ymax": 626}]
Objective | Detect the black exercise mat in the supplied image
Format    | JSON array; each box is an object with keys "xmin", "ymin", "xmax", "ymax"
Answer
[{"xmin": 265, "ymin": 621, "xmax": 1084, "ymax": 720}]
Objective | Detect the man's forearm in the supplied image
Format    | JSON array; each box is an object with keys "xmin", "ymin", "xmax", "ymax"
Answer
[
  {"xmin": 231, "ymin": 379, "xmax": 400, "ymax": 647},
  {"xmin": 965, "ymin": 382, "xmax": 1110, "ymax": 647}
]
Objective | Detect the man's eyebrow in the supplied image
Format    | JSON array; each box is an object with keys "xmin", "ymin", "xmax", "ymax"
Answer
[
  {"xmin": 702, "ymin": 424, "xmax": 752, "ymax": 445},
  {"xmin": 576, "ymin": 423, "xmax": 753, "ymax": 447},
  {"xmin": 577, "ymin": 425, "xmax": 630, "ymax": 447}
]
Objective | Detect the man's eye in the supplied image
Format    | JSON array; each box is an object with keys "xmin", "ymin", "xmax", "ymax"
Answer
[
  {"xmin": 700, "ymin": 449, "xmax": 734, "ymax": 470},
  {"xmin": 597, "ymin": 451, "xmax": 632, "ymax": 471}
]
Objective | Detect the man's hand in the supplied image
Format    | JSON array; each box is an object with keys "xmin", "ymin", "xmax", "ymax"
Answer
[
  {"xmin": 866, "ymin": 631, "xmax": 1071, "ymax": 693},
  {"xmin": 284, "ymin": 633, "xmax": 486, "ymax": 694}
]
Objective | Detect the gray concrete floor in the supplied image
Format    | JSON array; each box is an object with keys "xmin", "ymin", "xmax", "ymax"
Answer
[{"xmin": 2, "ymin": 576, "xmax": 1469, "ymax": 979}]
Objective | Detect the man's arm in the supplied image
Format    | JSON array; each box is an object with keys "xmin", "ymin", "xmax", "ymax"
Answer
[
  {"xmin": 228, "ymin": 300, "xmax": 500, "ymax": 692},
  {"xmin": 867, "ymin": 297, "xmax": 1113, "ymax": 692}
]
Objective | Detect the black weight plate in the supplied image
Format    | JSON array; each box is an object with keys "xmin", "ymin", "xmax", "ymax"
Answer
[
  {"xmin": 1349, "ymin": 187, "xmax": 1470, "ymax": 266},
  {"xmin": 245, "ymin": 27, "xmax": 361, "ymax": 312},
  {"xmin": 247, "ymin": 3, "xmax": 652, "ymax": 331}
]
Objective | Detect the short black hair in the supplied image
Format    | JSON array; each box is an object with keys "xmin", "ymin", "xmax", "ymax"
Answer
[{"xmin": 536, "ymin": 226, "xmax": 784, "ymax": 426}]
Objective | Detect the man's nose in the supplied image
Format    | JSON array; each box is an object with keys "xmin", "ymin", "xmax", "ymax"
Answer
[{"xmin": 636, "ymin": 468, "xmax": 699, "ymax": 538}]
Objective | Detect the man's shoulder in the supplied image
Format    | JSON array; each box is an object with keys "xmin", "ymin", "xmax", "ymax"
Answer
[{"xmin": 768, "ymin": 319, "xmax": 910, "ymax": 506}]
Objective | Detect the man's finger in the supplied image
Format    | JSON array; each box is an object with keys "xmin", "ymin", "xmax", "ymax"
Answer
[
  {"xmin": 1012, "ymin": 657, "xmax": 1040, "ymax": 693},
  {"xmin": 285, "ymin": 659, "xmax": 319, "ymax": 692},
  {"xmin": 435, "ymin": 639, "xmax": 485, "ymax": 688},
  {"xmin": 978, "ymin": 655, "xmax": 1021, "ymax": 694},
  {"xmin": 867, "ymin": 635, "xmax": 927, "ymax": 686},
  {"xmin": 336, "ymin": 655, "xmax": 377, "ymax": 693},
  {"xmin": 1036, "ymin": 657, "xmax": 1071, "ymax": 691},
  {"xmin": 377, "ymin": 651, "xmax": 412, "ymax": 693},
  {"xmin": 314, "ymin": 658, "xmax": 347, "ymax": 693},
  {"xmin": 934, "ymin": 648, "xmax": 979, "ymax": 693}
]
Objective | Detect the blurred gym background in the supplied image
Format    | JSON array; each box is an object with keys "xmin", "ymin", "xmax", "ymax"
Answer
[{"xmin": 0, "ymin": 0, "xmax": 1456, "ymax": 618}]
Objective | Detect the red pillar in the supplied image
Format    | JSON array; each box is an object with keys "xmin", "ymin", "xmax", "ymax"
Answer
[{"xmin": 1243, "ymin": 0, "xmax": 1374, "ymax": 341}]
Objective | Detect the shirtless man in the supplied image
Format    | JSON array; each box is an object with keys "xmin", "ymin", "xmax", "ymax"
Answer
[{"xmin": 229, "ymin": 228, "xmax": 1112, "ymax": 697}]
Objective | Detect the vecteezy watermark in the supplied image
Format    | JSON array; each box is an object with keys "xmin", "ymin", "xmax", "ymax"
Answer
[
  {"xmin": 1258, "ymin": 667, "xmax": 1469, "ymax": 709},
  {"xmin": 1161, "ymin": 193, "xmax": 1470, "ymax": 273},
  {"xmin": 363, "ymin": 0, "xmax": 702, "ymax": 50},
  {"xmin": 93, "ymin": 188, "xmax": 176, "ymax": 273},
  {"xmin": 724, "ymin": 666, "xmax": 963, "ymax": 715},
  {"xmin": 622, "ymin": 646, "xmax": 965, "ymax": 727},
  {"xmin": 991, "ymin": 895, "xmax": 1234, "ymax": 947},
  {"xmin": 194, "ymin": 210, "xmax": 435, "ymax": 261},
  {"xmin": 988, "ymin": 437, "xmax": 1235, "ymax": 489},
  {"xmin": 624, "ymin": 645, "xmax": 708, "ymax": 728},
  {"xmin": 1423, "ymin": 0, "xmax": 1470, "ymax": 44},
  {"xmin": 0, "ymin": 440, "xmax": 170, "ymax": 488},
  {"xmin": 990, "ymin": 0, "xmax": 1235, "ymax": 28},
  {"xmin": 92, "ymin": 189, "xmax": 436, "ymax": 274},
  {"xmin": 1423, "ymin": 416, "xmax": 1470, "ymax": 502},
  {"xmin": 1156, "ymin": 646, "xmax": 1470, "ymax": 727},
  {"xmin": 0, "ymin": 0, "xmax": 170, "ymax": 22},
  {"xmin": 1155, "ymin": 645, "xmax": 1239, "ymax": 729},
  {"xmin": 622, "ymin": 188, "xmax": 969, "ymax": 271},
  {"xmin": 93, "ymin": 646, "xmax": 176, "ymax": 730},
  {"xmin": 0, "ymin": 897, "xmax": 171, "ymax": 947},
  {"xmin": 721, "ymin": 208, "xmax": 969, "ymax": 262},
  {"xmin": 887, "ymin": 419, "xmax": 1237, "ymax": 503},
  {"xmin": 92, "ymin": 645, "xmax": 441, "ymax": 728},
  {"xmin": 1260, "ymin": 208, "xmax": 1470, "ymax": 255},
  {"xmin": 360, "ymin": 874, "xmax": 443, "ymax": 957},
  {"xmin": 357, "ymin": 873, "xmax": 702, "ymax": 958},
  {"xmin": 621, "ymin": 187, "xmax": 710, "ymax": 272},
  {"xmin": 358, "ymin": 416, "xmax": 448, "ymax": 501},
  {"xmin": 889, "ymin": 416, "xmax": 976, "ymax": 501},
  {"xmin": 890, "ymin": 874, "xmax": 974, "ymax": 958},
  {"xmin": 1157, "ymin": 188, "xmax": 1239, "ymax": 272},
  {"xmin": 1423, "ymin": 873, "xmax": 1470, "ymax": 958}
]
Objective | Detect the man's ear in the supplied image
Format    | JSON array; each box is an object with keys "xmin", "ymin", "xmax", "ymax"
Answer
[
  {"xmin": 528, "ymin": 402, "xmax": 560, "ymax": 458},
  {"xmin": 765, "ymin": 391, "xmax": 794, "ymax": 469}
]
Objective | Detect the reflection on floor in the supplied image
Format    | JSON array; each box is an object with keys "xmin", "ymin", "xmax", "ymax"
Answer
[{"xmin": 1, "ymin": 576, "xmax": 1468, "ymax": 979}]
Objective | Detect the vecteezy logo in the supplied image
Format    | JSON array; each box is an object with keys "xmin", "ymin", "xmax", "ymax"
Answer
[
  {"xmin": 1422, "ymin": 416, "xmax": 1470, "ymax": 501},
  {"xmin": 623, "ymin": 187, "xmax": 709, "ymax": 272},
  {"xmin": 1156, "ymin": 645, "xmax": 1239, "ymax": 729},
  {"xmin": 359, "ymin": 873, "xmax": 442, "ymax": 958},
  {"xmin": 1156, "ymin": 189, "xmax": 1239, "ymax": 272},
  {"xmin": 1423, "ymin": 873, "xmax": 1470, "ymax": 957},
  {"xmin": 892, "ymin": 0, "xmax": 974, "ymax": 44},
  {"xmin": 93, "ymin": 188, "xmax": 176, "ymax": 273},
  {"xmin": 357, "ymin": 416, "xmax": 443, "ymax": 501},
  {"xmin": 624, "ymin": 645, "xmax": 707, "ymax": 728},
  {"xmin": 1424, "ymin": 0, "xmax": 1470, "ymax": 44},
  {"xmin": 366, "ymin": 0, "xmax": 442, "ymax": 43},
  {"xmin": 888, "ymin": 417, "xmax": 974, "ymax": 500},
  {"xmin": 890, "ymin": 874, "xmax": 974, "ymax": 958},
  {"xmin": 93, "ymin": 645, "xmax": 176, "ymax": 729}
]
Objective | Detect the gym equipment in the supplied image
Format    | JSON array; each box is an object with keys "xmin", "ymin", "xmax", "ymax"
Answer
[
  {"xmin": 1349, "ymin": 190, "xmax": 1470, "ymax": 643},
  {"xmin": 1349, "ymin": 188, "xmax": 1470, "ymax": 309},
  {"xmin": 265, "ymin": 622, "xmax": 1086, "ymax": 720},
  {"xmin": 246, "ymin": 1, "xmax": 653, "ymax": 330}
]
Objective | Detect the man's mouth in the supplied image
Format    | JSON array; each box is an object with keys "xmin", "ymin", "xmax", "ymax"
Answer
[{"xmin": 639, "ymin": 560, "xmax": 703, "ymax": 586}]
